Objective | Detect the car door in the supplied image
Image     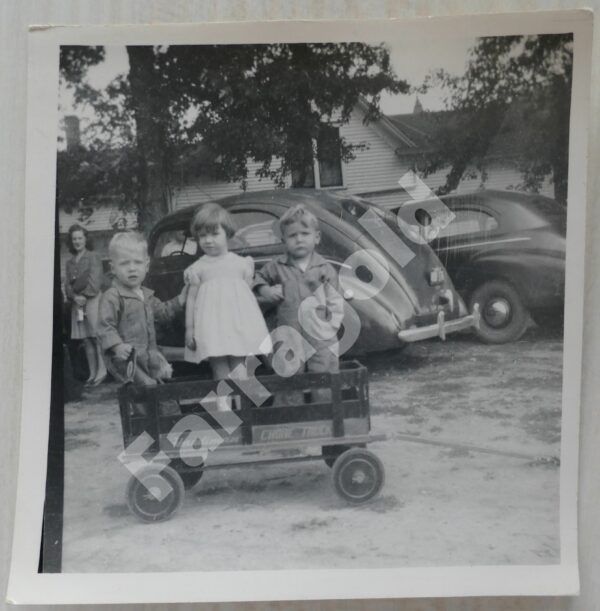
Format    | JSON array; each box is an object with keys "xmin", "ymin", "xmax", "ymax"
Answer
[{"xmin": 430, "ymin": 206, "xmax": 500, "ymax": 277}]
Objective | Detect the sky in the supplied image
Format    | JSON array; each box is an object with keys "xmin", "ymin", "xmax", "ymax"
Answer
[
  {"xmin": 59, "ymin": 37, "xmax": 476, "ymax": 140},
  {"xmin": 380, "ymin": 37, "xmax": 475, "ymax": 115}
]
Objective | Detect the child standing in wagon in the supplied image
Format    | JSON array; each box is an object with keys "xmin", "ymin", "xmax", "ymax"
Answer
[
  {"xmin": 184, "ymin": 203, "xmax": 272, "ymax": 410},
  {"xmin": 254, "ymin": 204, "xmax": 345, "ymax": 376},
  {"xmin": 98, "ymin": 232, "xmax": 187, "ymax": 387}
]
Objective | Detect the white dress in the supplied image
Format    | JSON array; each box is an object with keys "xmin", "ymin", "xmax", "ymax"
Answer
[{"xmin": 184, "ymin": 252, "xmax": 273, "ymax": 363}]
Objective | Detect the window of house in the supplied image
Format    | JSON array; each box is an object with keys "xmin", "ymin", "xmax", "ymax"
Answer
[
  {"xmin": 317, "ymin": 126, "xmax": 343, "ymax": 188},
  {"xmin": 437, "ymin": 209, "xmax": 499, "ymax": 239},
  {"xmin": 291, "ymin": 159, "xmax": 316, "ymax": 188},
  {"xmin": 291, "ymin": 126, "xmax": 343, "ymax": 189},
  {"xmin": 229, "ymin": 210, "xmax": 281, "ymax": 249}
]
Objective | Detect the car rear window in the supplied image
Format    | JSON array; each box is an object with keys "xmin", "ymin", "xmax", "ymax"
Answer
[
  {"xmin": 153, "ymin": 210, "xmax": 281, "ymax": 260},
  {"xmin": 439, "ymin": 193, "xmax": 566, "ymax": 233},
  {"xmin": 229, "ymin": 210, "xmax": 280, "ymax": 249},
  {"xmin": 437, "ymin": 209, "xmax": 499, "ymax": 238},
  {"xmin": 154, "ymin": 229, "xmax": 198, "ymax": 259}
]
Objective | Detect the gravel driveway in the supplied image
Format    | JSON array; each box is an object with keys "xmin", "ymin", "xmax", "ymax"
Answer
[{"xmin": 61, "ymin": 330, "xmax": 562, "ymax": 572}]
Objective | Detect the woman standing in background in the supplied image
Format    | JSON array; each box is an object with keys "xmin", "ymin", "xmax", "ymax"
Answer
[{"xmin": 64, "ymin": 224, "xmax": 107, "ymax": 386}]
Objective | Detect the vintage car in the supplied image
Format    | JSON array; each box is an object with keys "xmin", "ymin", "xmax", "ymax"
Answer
[
  {"xmin": 146, "ymin": 189, "xmax": 479, "ymax": 359},
  {"xmin": 393, "ymin": 190, "xmax": 566, "ymax": 343}
]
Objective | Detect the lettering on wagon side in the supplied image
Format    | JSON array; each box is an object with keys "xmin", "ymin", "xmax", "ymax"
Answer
[{"xmin": 258, "ymin": 424, "xmax": 332, "ymax": 443}]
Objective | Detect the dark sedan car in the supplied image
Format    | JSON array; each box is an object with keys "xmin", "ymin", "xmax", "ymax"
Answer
[
  {"xmin": 393, "ymin": 190, "xmax": 566, "ymax": 343},
  {"xmin": 146, "ymin": 189, "xmax": 479, "ymax": 359}
]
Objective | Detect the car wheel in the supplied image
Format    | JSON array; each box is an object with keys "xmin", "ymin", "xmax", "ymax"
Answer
[{"xmin": 469, "ymin": 280, "xmax": 529, "ymax": 344}]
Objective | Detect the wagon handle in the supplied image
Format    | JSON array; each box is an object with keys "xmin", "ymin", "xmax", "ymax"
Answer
[{"xmin": 125, "ymin": 347, "xmax": 137, "ymax": 383}]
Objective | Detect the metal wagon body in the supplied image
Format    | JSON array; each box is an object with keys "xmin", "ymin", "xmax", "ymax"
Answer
[{"xmin": 118, "ymin": 360, "xmax": 385, "ymax": 522}]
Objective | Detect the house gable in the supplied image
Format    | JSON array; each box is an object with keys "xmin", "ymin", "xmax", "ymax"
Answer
[
  {"xmin": 170, "ymin": 101, "xmax": 557, "ymax": 212},
  {"xmin": 170, "ymin": 103, "xmax": 417, "ymax": 211},
  {"xmin": 339, "ymin": 106, "xmax": 411, "ymax": 195}
]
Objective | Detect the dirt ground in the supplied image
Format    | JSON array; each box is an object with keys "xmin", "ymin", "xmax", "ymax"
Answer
[{"xmin": 61, "ymin": 329, "xmax": 563, "ymax": 572}]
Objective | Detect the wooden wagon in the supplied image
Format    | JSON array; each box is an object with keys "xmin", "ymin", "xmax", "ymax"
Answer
[{"xmin": 118, "ymin": 360, "xmax": 385, "ymax": 522}]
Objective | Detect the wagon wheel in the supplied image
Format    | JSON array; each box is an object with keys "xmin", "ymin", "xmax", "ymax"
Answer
[
  {"xmin": 322, "ymin": 443, "xmax": 365, "ymax": 468},
  {"xmin": 170, "ymin": 458, "xmax": 205, "ymax": 489},
  {"xmin": 126, "ymin": 464, "xmax": 185, "ymax": 523},
  {"xmin": 170, "ymin": 429, "xmax": 205, "ymax": 489},
  {"xmin": 332, "ymin": 448, "xmax": 385, "ymax": 504}
]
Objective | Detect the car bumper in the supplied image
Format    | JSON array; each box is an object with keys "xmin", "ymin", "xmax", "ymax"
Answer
[
  {"xmin": 397, "ymin": 304, "xmax": 480, "ymax": 343},
  {"xmin": 161, "ymin": 305, "xmax": 481, "ymax": 360}
]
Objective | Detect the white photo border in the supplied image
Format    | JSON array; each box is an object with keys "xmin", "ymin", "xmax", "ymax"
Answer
[{"xmin": 8, "ymin": 10, "xmax": 592, "ymax": 604}]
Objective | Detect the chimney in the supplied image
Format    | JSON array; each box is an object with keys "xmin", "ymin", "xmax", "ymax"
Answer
[{"xmin": 64, "ymin": 115, "xmax": 81, "ymax": 151}]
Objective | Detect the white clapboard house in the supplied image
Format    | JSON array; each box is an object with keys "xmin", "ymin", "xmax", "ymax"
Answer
[
  {"xmin": 58, "ymin": 97, "xmax": 554, "ymax": 265},
  {"xmin": 170, "ymin": 97, "xmax": 554, "ymax": 212}
]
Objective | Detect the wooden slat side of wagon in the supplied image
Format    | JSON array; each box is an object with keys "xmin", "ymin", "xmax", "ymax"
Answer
[{"xmin": 118, "ymin": 360, "xmax": 385, "ymax": 522}]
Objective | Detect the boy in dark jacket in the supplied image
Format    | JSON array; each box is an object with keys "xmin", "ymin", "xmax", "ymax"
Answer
[{"xmin": 98, "ymin": 232, "xmax": 187, "ymax": 386}]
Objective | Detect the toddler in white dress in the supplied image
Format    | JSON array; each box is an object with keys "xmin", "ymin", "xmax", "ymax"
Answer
[{"xmin": 184, "ymin": 203, "xmax": 272, "ymax": 410}]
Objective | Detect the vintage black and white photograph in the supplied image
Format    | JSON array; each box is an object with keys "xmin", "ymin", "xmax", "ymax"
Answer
[{"xmin": 8, "ymin": 12, "xmax": 592, "ymax": 604}]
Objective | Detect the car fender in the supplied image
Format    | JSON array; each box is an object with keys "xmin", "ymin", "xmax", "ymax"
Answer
[
  {"xmin": 338, "ymin": 276, "xmax": 417, "ymax": 355},
  {"xmin": 454, "ymin": 252, "xmax": 565, "ymax": 309}
]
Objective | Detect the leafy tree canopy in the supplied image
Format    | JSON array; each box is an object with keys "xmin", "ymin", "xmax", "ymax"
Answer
[
  {"xmin": 60, "ymin": 46, "xmax": 105, "ymax": 83},
  {"xmin": 59, "ymin": 43, "xmax": 407, "ymax": 231},
  {"xmin": 421, "ymin": 34, "xmax": 572, "ymax": 203},
  {"xmin": 56, "ymin": 146, "xmax": 139, "ymax": 213},
  {"xmin": 159, "ymin": 44, "xmax": 407, "ymax": 185}
]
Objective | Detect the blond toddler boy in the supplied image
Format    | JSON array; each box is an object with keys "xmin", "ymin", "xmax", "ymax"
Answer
[{"xmin": 98, "ymin": 232, "xmax": 187, "ymax": 386}]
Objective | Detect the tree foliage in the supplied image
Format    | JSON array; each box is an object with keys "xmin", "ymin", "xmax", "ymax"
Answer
[
  {"xmin": 58, "ymin": 46, "xmax": 139, "ymax": 225},
  {"xmin": 421, "ymin": 34, "xmax": 572, "ymax": 203},
  {"xmin": 59, "ymin": 46, "xmax": 105, "ymax": 83},
  {"xmin": 56, "ymin": 147, "xmax": 139, "ymax": 214},
  {"xmin": 159, "ymin": 44, "xmax": 406, "ymax": 186},
  {"xmin": 59, "ymin": 43, "xmax": 407, "ymax": 232}
]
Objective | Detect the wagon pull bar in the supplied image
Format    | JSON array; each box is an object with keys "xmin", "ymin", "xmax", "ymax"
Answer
[{"xmin": 394, "ymin": 432, "xmax": 559, "ymax": 464}]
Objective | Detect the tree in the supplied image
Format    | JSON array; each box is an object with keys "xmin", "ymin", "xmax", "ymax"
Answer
[
  {"xmin": 125, "ymin": 46, "xmax": 174, "ymax": 231},
  {"xmin": 60, "ymin": 43, "xmax": 407, "ymax": 233},
  {"xmin": 58, "ymin": 46, "xmax": 140, "ymax": 224},
  {"xmin": 59, "ymin": 46, "xmax": 105, "ymax": 83},
  {"xmin": 421, "ymin": 34, "xmax": 572, "ymax": 204},
  {"xmin": 56, "ymin": 146, "xmax": 139, "ymax": 221}
]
